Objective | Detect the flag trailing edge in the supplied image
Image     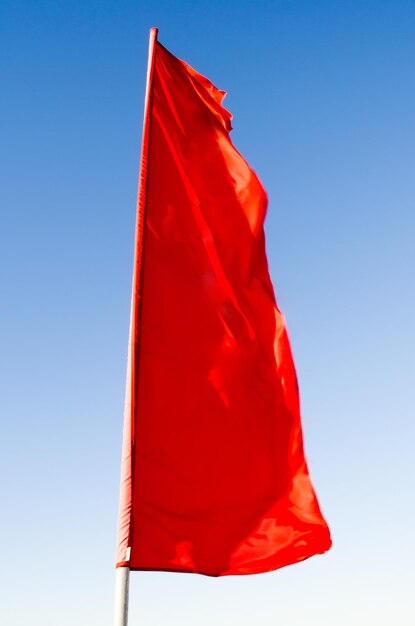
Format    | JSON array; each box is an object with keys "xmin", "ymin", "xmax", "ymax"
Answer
[{"xmin": 116, "ymin": 27, "xmax": 331, "ymax": 577}]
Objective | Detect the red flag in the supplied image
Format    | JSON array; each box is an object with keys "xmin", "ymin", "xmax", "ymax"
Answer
[{"xmin": 116, "ymin": 29, "xmax": 331, "ymax": 576}]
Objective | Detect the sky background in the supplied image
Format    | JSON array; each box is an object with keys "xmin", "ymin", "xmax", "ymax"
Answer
[{"xmin": 1, "ymin": 1, "xmax": 414, "ymax": 624}]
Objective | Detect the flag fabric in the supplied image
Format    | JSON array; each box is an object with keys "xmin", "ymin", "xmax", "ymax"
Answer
[{"xmin": 116, "ymin": 29, "xmax": 331, "ymax": 577}]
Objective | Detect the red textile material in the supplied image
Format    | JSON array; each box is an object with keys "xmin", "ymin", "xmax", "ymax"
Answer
[{"xmin": 116, "ymin": 34, "xmax": 331, "ymax": 576}]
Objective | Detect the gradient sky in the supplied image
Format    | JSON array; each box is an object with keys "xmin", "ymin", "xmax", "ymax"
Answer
[{"xmin": 1, "ymin": 1, "xmax": 414, "ymax": 625}]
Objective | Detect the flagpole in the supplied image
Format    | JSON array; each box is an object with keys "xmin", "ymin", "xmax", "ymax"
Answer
[
  {"xmin": 113, "ymin": 26, "xmax": 158, "ymax": 626},
  {"xmin": 113, "ymin": 567, "xmax": 130, "ymax": 626}
]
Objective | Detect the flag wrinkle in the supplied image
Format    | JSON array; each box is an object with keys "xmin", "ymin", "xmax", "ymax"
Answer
[{"xmin": 151, "ymin": 109, "xmax": 258, "ymax": 340}]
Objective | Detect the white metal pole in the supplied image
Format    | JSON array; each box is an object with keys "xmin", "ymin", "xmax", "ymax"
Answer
[
  {"xmin": 112, "ymin": 27, "xmax": 158, "ymax": 626},
  {"xmin": 113, "ymin": 567, "xmax": 130, "ymax": 626}
]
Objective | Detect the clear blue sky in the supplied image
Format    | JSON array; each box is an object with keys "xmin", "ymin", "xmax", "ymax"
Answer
[{"xmin": 1, "ymin": 1, "xmax": 414, "ymax": 624}]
